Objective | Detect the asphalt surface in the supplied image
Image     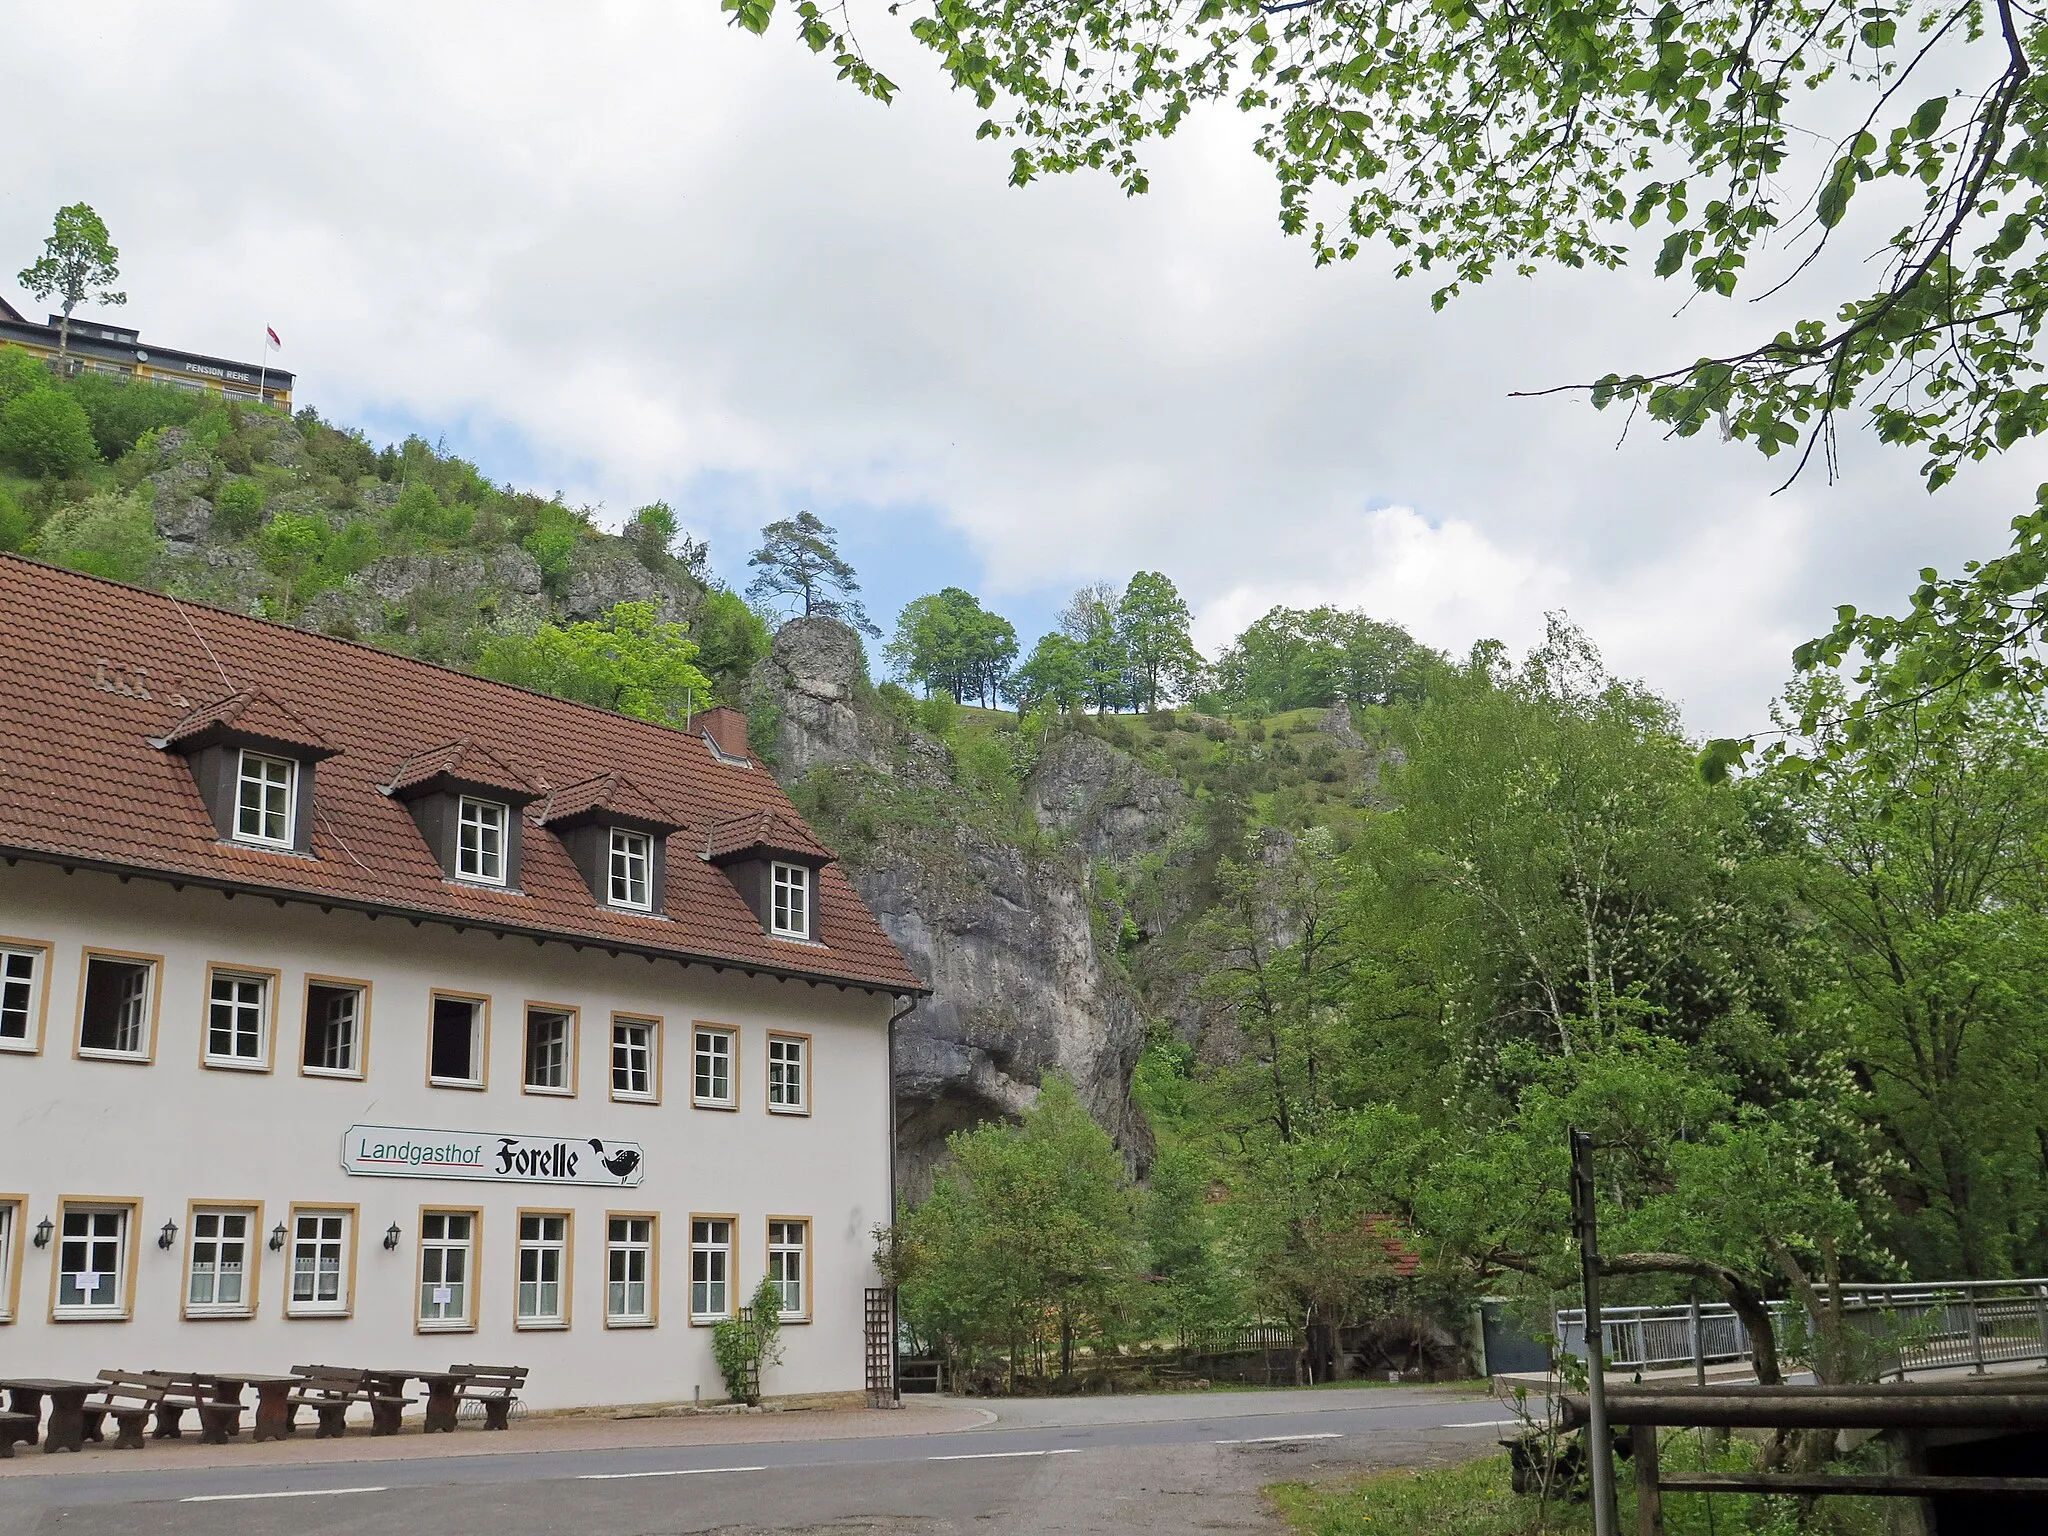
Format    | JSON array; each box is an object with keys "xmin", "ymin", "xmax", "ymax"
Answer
[{"xmin": 0, "ymin": 1387, "xmax": 1519, "ymax": 1535}]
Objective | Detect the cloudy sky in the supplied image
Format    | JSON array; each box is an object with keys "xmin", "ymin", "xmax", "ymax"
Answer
[{"xmin": 9, "ymin": 1, "xmax": 2042, "ymax": 736}]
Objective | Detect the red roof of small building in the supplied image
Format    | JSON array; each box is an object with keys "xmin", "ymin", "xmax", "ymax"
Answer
[
  {"xmin": 0, "ymin": 555, "xmax": 922, "ymax": 994},
  {"xmin": 703, "ymin": 808, "xmax": 837, "ymax": 865},
  {"xmin": 382, "ymin": 737, "xmax": 536, "ymax": 800},
  {"xmin": 157, "ymin": 687, "xmax": 334, "ymax": 757}
]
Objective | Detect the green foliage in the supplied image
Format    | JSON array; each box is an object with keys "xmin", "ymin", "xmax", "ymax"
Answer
[
  {"xmin": 475, "ymin": 601, "xmax": 712, "ymax": 726},
  {"xmin": 211, "ymin": 478, "xmax": 265, "ymax": 537},
  {"xmin": 622, "ymin": 500, "xmax": 710, "ymax": 580},
  {"xmin": 1210, "ymin": 605, "xmax": 1436, "ymax": 714},
  {"xmin": 886, "ymin": 585, "xmax": 1018, "ymax": 705},
  {"xmin": 66, "ymin": 371, "xmax": 210, "ymax": 460},
  {"xmin": 0, "ymin": 347, "xmax": 51, "ymax": 409},
  {"xmin": 0, "ymin": 388, "xmax": 98, "ymax": 477},
  {"xmin": 0, "ymin": 482, "xmax": 35, "ymax": 552},
  {"xmin": 899, "ymin": 1074, "xmax": 1143, "ymax": 1383},
  {"xmin": 914, "ymin": 692, "xmax": 958, "ymax": 737},
  {"xmin": 1009, "ymin": 632, "xmax": 1089, "ymax": 712},
  {"xmin": 1116, "ymin": 571, "xmax": 1202, "ymax": 711},
  {"xmin": 18, "ymin": 203, "xmax": 124, "ymax": 342},
  {"xmin": 747, "ymin": 509, "xmax": 876, "ymax": 634},
  {"xmin": 390, "ymin": 480, "xmax": 473, "ymax": 547},
  {"xmin": 31, "ymin": 489, "xmax": 161, "ymax": 583},
  {"xmin": 693, "ymin": 587, "xmax": 772, "ymax": 698},
  {"xmin": 520, "ymin": 499, "xmax": 585, "ymax": 593},
  {"xmin": 710, "ymin": 1276, "xmax": 786, "ymax": 1405}
]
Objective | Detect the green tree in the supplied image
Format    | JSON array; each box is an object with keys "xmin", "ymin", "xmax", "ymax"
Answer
[
  {"xmin": 747, "ymin": 510, "xmax": 877, "ymax": 635},
  {"xmin": 900, "ymin": 1074, "xmax": 1142, "ymax": 1384},
  {"xmin": 692, "ymin": 587, "xmax": 773, "ymax": 699},
  {"xmin": 622, "ymin": 500, "xmax": 710, "ymax": 580},
  {"xmin": 30, "ymin": 490, "xmax": 161, "ymax": 583},
  {"xmin": 17, "ymin": 203, "xmax": 125, "ymax": 364},
  {"xmin": 1057, "ymin": 581, "xmax": 1131, "ymax": 714},
  {"xmin": 0, "ymin": 388, "xmax": 98, "ymax": 477},
  {"xmin": 519, "ymin": 500, "xmax": 585, "ymax": 592},
  {"xmin": 211, "ymin": 479, "xmax": 266, "ymax": 538},
  {"xmin": 1117, "ymin": 571, "xmax": 1201, "ymax": 711},
  {"xmin": 1007, "ymin": 632, "xmax": 1089, "ymax": 712},
  {"xmin": 886, "ymin": 586, "xmax": 1019, "ymax": 704},
  {"xmin": 1212, "ymin": 606, "xmax": 1432, "ymax": 715},
  {"xmin": 0, "ymin": 346, "xmax": 50, "ymax": 408},
  {"xmin": 476, "ymin": 601, "xmax": 713, "ymax": 726},
  {"xmin": 66, "ymin": 371, "xmax": 209, "ymax": 460},
  {"xmin": 257, "ymin": 510, "xmax": 335, "ymax": 619},
  {"xmin": 1767, "ymin": 672, "xmax": 2048, "ymax": 1277}
]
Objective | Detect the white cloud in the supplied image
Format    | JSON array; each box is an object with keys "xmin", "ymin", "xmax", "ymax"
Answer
[{"xmin": 6, "ymin": 0, "xmax": 2045, "ymax": 738}]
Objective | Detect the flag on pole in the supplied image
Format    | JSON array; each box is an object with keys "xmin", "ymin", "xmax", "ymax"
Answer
[{"xmin": 265, "ymin": 326, "xmax": 282, "ymax": 350}]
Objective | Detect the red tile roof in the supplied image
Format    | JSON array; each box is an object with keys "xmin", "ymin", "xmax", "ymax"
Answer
[
  {"xmin": 534, "ymin": 771, "xmax": 679, "ymax": 831},
  {"xmin": 703, "ymin": 808, "xmax": 837, "ymax": 865},
  {"xmin": 382, "ymin": 737, "xmax": 535, "ymax": 800},
  {"xmin": 157, "ymin": 687, "xmax": 334, "ymax": 756},
  {"xmin": 0, "ymin": 554, "xmax": 922, "ymax": 994}
]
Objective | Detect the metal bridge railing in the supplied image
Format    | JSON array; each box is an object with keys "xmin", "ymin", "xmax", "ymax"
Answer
[{"xmin": 1558, "ymin": 1278, "xmax": 2048, "ymax": 1378}]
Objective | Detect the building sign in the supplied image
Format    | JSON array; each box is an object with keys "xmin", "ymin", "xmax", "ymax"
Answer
[{"xmin": 340, "ymin": 1125, "xmax": 645, "ymax": 1187}]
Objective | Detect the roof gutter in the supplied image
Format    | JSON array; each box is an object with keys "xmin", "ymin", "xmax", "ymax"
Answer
[{"xmin": 0, "ymin": 843, "xmax": 930, "ymax": 1000}]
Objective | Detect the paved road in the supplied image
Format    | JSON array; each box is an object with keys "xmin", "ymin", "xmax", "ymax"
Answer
[{"xmin": 0, "ymin": 1387, "xmax": 1520, "ymax": 1535}]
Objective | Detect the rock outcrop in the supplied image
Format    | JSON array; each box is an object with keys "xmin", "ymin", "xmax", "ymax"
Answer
[{"xmin": 753, "ymin": 619, "xmax": 1182, "ymax": 1195}]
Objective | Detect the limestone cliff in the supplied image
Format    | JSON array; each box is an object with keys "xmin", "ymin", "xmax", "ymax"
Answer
[{"xmin": 751, "ymin": 619, "xmax": 1189, "ymax": 1196}]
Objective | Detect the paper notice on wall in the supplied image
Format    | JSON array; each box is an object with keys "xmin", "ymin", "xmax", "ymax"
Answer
[
  {"xmin": 433, "ymin": 1286, "xmax": 452, "ymax": 1305},
  {"xmin": 78, "ymin": 1272, "xmax": 102, "ymax": 1295}
]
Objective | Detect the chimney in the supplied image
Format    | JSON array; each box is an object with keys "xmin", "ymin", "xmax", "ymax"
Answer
[{"xmin": 697, "ymin": 705, "xmax": 750, "ymax": 761}]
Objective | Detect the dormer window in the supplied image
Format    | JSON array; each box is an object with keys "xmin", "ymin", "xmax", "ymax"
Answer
[
  {"xmin": 533, "ymin": 773, "xmax": 681, "ymax": 917},
  {"xmin": 235, "ymin": 751, "xmax": 297, "ymax": 846},
  {"xmin": 153, "ymin": 689, "xmax": 336, "ymax": 859},
  {"xmin": 771, "ymin": 862, "xmax": 810, "ymax": 938},
  {"xmin": 609, "ymin": 830, "xmax": 652, "ymax": 910},
  {"xmin": 381, "ymin": 740, "xmax": 537, "ymax": 890},
  {"xmin": 702, "ymin": 810, "xmax": 834, "ymax": 943},
  {"xmin": 457, "ymin": 797, "xmax": 508, "ymax": 885}
]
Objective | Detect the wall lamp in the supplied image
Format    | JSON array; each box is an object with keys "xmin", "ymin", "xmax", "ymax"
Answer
[
  {"xmin": 383, "ymin": 1223, "xmax": 402, "ymax": 1251},
  {"xmin": 33, "ymin": 1216, "xmax": 53, "ymax": 1249},
  {"xmin": 269, "ymin": 1223, "xmax": 288, "ymax": 1252},
  {"xmin": 158, "ymin": 1219, "xmax": 179, "ymax": 1251}
]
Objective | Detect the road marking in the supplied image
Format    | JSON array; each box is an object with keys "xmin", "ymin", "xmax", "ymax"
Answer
[
  {"xmin": 182, "ymin": 1487, "xmax": 388, "ymax": 1503},
  {"xmin": 1443, "ymin": 1418, "xmax": 1521, "ymax": 1428},
  {"xmin": 1215, "ymin": 1432, "xmax": 1344, "ymax": 1445},
  {"xmin": 928, "ymin": 1448, "xmax": 1082, "ymax": 1461},
  {"xmin": 577, "ymin": 1466, "xmax": 766, "ymax": 1481}
]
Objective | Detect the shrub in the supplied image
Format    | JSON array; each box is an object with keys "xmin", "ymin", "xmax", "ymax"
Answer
[
  {"xmin": 31, "ymin": 490, "xmax": 161, "ymax": 582},
  {"xmin": 916, "ymin": 694, "xmax": 959, "ymax": 736},
  {"xmin": 0, "ymin": 347, "xmax": 51, "ymax": 409},
  {"xmin": 0, "ymin": 389, "xmax": 98, "ymax": 477},
  {"xmin": 67, "ymin": 372, "xmax": 210, "ymax": 459},
  {"xmin": 212, "ymin": 478, "xmax": 265, "ymax": 537},
  {"xmin": 0, "ymin": 482, "xmax": 34, "ymax": 551},
  {"xmin": 711, "ymin": 1276, "xmax": 785, "ymax": 1405}
]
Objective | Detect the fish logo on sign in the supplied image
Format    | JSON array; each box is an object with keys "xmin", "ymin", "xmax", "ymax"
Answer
[{"xmin": 588, "ymin": 1140, "xmax": 642, "ymax": 1182}]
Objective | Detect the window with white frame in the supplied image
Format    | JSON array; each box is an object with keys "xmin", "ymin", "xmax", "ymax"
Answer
[
  {"xmin": 611, "ymin": 1016, "xmax": 656, "ymax": 1101},
  {"xmin": 768, "ymin": 1220, "xmax": 808, "ymax": 1318},
  {"xmin": 693, "ymin": 1027, "xmax": 734, "ymax": 1107},
  {"xmin": 56, "ymin": 1205, "xmax": 130, "ymax": 1317},
  {"xmin": 0, "ymin": 1203, "xmax": 15, "ymax": 1321},
  {"xmin": 770, "ymin": 861, "xmax": 810, "ymax": 938},
  {"xmin": 524, "ymin": 1006, "xmax": 573, "ymax": 1093},
  {"xmin": 457, "ymin": 796, "xmax": 508, "ymax": 884},
  {"xmin": 608, "ymin": 829, "xmax": 652, "ymax": 910},
  {"xmin": 691, "ymin": 1218, "xmax": 732, "ymax": 1320},
  {"xmin": 429, "ymin": 994, "xmax": 486, "ymax": 1086},
  {"xmin": 0, "ymin": 944, "xmax": 42, "ymax": 1049},
  {"xmin": 187, "ymin": 1209, "xmax": 252, "ymax": 1316},
  {"xmin": 767, "ymin": 1033, "xmax": 807, "ymax": 1113},
  {"xmin": 78, "ymin": 954, "xmax": 154, "ymax": 1058},
  {"xmin": 234, "ymin": 750, "xmax": 297, "ymax": 846},
  {"xmin": 206, "ymin": 971, "xmax": 269, "ymax": 1066},
  {"xmin": 517, "ymin": 1213, "xmax": 568, "ymax": 1327},
  {"xmin": 288, "ymin": 1210, "xmax": 350, "ymax": 1315},
  {"xmin": 303, "ymin": 982, "xmax": 364, "ymax": 1075},
  {"xmin": 607, "ymin": 1216, "xmax": 653, "ymax": 1325},
  {"xmin": 419, "ymin": 1211, "xmax": 474, "ymax": 1328}
]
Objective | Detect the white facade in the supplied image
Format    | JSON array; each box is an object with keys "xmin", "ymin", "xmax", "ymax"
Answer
[{"xmin": 0, "ymin": 861, "xmax": 895, "ymax": 1410}]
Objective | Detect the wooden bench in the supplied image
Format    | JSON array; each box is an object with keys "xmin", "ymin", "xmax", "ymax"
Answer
[
  {"xmin": 450, "ymin": 1365, "xmax": 528, "ymax": 1430},
  {"xmin": 149, "ymin": 1373, "xmax": 244, "ymax": 1444},
  {"xmin": 0, "ymin": 1410, "xmax": 38, "ymax": 1459},
  {"xmin": 285, "ymin": 1366, "xmax": 411, "ymax": 1438},
  {"xmin": 80, "ymin": 1373, "xmax": 165, "ymax": 1450}
]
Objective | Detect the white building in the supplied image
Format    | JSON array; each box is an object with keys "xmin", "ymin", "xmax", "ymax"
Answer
[{"xmin": 0, "ymin": 555, "xmax": 921, "ymax": 1410}]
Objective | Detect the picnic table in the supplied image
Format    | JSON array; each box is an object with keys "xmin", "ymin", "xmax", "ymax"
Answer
[
  {"xmin": 206, "ymin": 1373, "xmax": 304, "ymax": 1443},
  {"xmin": 0, "ymin": 1379, "xmax": 102, "ymax": 1454},
  {"xmin": 367, "ymin": 1370, "xmax": 470, "ymax": 1434}
]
